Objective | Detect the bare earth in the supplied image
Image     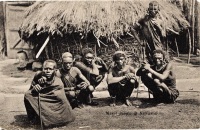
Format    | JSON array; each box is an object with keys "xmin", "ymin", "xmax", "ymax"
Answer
[{"xmin": 0, "ymin": 56, "xmax": 200, "ymax": 130}]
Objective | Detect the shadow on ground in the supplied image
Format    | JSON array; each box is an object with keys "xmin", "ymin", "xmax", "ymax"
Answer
[
  {"xmin": 93, "ymin": 97, "xmax": 163, "ymax": 108},
  {"xmin": 176, "ymin": 99, "xmax": 200, "ymax": 106},
  {"xmin": 11, "ymin": 115, "xmax": 40, "ymax": 129}
]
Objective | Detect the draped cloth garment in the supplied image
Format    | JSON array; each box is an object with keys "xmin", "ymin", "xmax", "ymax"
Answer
[{"xmin": 24, "ymin": 72, "xmax": 75, "ymax": 127}]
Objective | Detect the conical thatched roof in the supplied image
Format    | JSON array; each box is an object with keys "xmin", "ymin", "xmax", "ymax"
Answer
[{"xmin": 19, "ymin": 0, "xmax": 190, "ymax": 41}]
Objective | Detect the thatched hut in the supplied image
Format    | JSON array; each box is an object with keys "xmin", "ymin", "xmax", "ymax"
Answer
[{"xmin": 19, "ymin": 0, "xmax": 190, "ymax": 66}]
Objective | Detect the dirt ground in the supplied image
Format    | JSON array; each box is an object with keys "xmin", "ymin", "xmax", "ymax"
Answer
[{"xmin": 0, "ymin": 55, "xmax": 200, "ymax": 129}]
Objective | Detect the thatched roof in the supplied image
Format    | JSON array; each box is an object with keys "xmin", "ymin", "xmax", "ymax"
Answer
[{"xmin": 19, "ymin": 0, "xmax": 190, "ymax": 41}]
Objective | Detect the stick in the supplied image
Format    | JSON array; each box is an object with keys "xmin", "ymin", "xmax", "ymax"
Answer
[
  {"xmin": 36, "ymin": 31, "xmax": 55, "ymax": 59},
  {"xmin": 12, "ymin": 39, "xmax": 21, "ymax": 49},
  {"xmin": 127, "ymin": 32, "xmax": 142, "ymax": 46},
  {"xmin": 187, "ymin": 29, "xmax": 191, "ymax": 64},
  {"xmin": 36, "ymin": 36, "xmax": 50, "ymax": 59},
  {"xmin": 148, "ymin": 89, "xmax": 151, "ymax": 99},
  {"xmin": 127, "ymin": 32, "xmax": 151, "ymax": 51},
  {"xmin": 97, "ymin": 39, "xmax": 101, "ymax": 47},
  {"xmin": 93, "ymin": 32, "xmax": 108, "ymax": 47},
  {"xmin": 94, "ymin": 44, "xmax": 97, "ymax": 57},
  {"xmin": 142, "ymin": 40, "xmax": 146, "ymax": 61},
  {"xmin": 166, "ymin": 28, "xmax": 179, "ymax": 35},
  {"xmin": 175, "ymin": 38, "xmax": 179, "ymax": 57},
  {"xmin": 111, "ymin": 37, "xmax": 119, "ymax": 48},
  {"xmin": 45, "ymin": 46, "xmax": 49, "ymax": 59},
  {"xmin": 38, "ymin": 93, "xmax": 44, "ymax": 130},
  {"xmin": 136, "ymin": 85, "xmax": 139, "ymax": 98},
  {"xmin": 56, "ymin": 45, "xmax": 62, "ymax": 62},
  {"xmin": 191, "ymin": 0, "xmax": 195, "ymax": 53}
]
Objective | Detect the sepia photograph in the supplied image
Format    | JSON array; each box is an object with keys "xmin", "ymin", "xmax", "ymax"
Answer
[{"xmin": 0, "ymin": 0, "xmax": 200, "ymax": 129}]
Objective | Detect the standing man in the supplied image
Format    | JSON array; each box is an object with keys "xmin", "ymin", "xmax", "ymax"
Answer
[
  {"xmin": 56, "ymin": 52, "xmax": 93, "ymax": 108},
  {"xmin": 74, "ymin": 48, "xmax": 108, "ymax": 106},
  {"xmin": 24, "ymin": 60, "xmax": 75, "ymax": 127},
  {"xmin": 130, "ymin": 1, "xmax": 166, "ymax": 64},
  {"xmin": 136, "ymin": 49, "xmax": 179, "ymax": 103},
  {"xmin": 107, "ymin": 51, "xmax": 138, "ymax": 107}
]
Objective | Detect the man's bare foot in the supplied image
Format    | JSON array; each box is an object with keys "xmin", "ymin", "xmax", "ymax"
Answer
[
  {"xmin": 110, "ymin": 97, "xmax": 116, "ymax": 107},
  {"xmin": 77, "ymin": 103, "xmax": 85, "ymax": 109},
  {"xmin": 110, "ymin": 102, "xmax": 116, "ymax": 107},
  {"xmin": 125, "ymin": 99, "xmax": 132, "ymax": 106}
]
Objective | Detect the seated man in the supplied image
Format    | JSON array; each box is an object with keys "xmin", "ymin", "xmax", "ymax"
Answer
[
  {"xmin": 24, "ymin": 60, "xmax": 75, "ymax": 127},
  {"xmin": 74, "ymin": 48, "xmax": 108, "ymax": 106},
  {"xmin": 56, "ymin": 52, "xmax": 93, "ymax": 108},
  {"xmin": 136, "ymin": 49, "xmax": 179, "ymax": 103},
  {"xmin": 107, "ymin": 51, "xmax": 138, "ymax": 107}
]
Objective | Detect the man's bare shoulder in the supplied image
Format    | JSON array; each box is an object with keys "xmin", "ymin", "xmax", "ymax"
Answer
[
  {"xmin": 166, "ymin": 62, "xmax": 173, "ymax": 70},
  {"xmin": 74, "ymin": 61, "xmax": 84, "ymax": 66},
  {"xmin": 125, "ymin": 65, "xmax": 135, "ymax": 72},
  {"xmin": 71, "ymin": 66, "xmax": 81, "ymax": 72}
]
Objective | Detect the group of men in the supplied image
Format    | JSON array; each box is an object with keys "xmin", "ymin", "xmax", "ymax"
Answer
[{"xmin": 24, "ymin": 1, "xmax": 179, "ymax": 128}]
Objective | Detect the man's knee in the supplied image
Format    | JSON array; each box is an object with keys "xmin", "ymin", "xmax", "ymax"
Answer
[
  {"xmin": 141, "ymin": 74, "xmax": 153, "ymax": 84},
  {"xmin": 147, "ymin": 73, "xmax": 153, "ymax": 79},
  {"xmin": 66, "ymin": 91, "xmax": 76, "ymax": 98},
  {"xmin": 154, "ymin": 78, "xmax": 161, "ymax": 86},
  {"xmin": 88, "ymin": 85, "xmax": 94, "ymax": 92},
  {"xmin": 107, "ymin": 84, "xmax": 119, "ymax": 97},
  {"xmin": 130, "ymin": 79, "xmax": 135, "ymax": 84},
  {"xmin": 127, "ymin": 79, "xmax": 138, "ymax": 88}
]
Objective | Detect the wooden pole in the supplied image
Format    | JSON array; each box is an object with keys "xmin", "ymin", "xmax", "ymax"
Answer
[
  {"xmin": 45, "ymin": 46, "xmax": 49, "ymax": 59},
  {"xmin": 166, "ymin": 39, "xmax": 168, "ymax": 54},
  {"xmin": 12, "ymin": 39, "xmax": 21, "ymax": 49},
  {"xmin": 36, "ymin": 36, "xmax": 50, "ymax": 59},
  {"xmin": 50, "ymin": 41, "xmax": 54, "ymax": 59},
  {"xmin": 187, "ymin": 29, "xmax": 191, "ymax": 64},
  {"xmin": 197, "ymin": 0, "xmax": 200, "ymax": 53},
  {"xmin": 191, "ymin": 0, "xmax": 195, "ymax": 53},
  {"xmin": 175, "ymin": 38, "xmax": 180, "ymax": 57},
  {"xmin": 38, "ymin": 93, "xmax": 44, "ymax": 130},
  {"xmin": 94, "ymin": 44, "xmax": 97, "ymax": 57},
  {"xmin": 56, "ymin": 45, "xmax": 61, "ymax": 62},
  {"xmin": 1, "ymin": 2, "xmax": 7, "ymax": 57}
]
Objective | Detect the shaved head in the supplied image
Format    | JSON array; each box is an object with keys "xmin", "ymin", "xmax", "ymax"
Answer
[{"xmin": 62, "ymin": 52, "xmax": 73, "ymax": 59}]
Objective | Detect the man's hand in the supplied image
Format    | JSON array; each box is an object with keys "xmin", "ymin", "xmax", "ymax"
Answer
[
  {"xmin": 94, "ymin": 57, "xmax": 103, "ymax": 63},
  {"xmin": 32, "ymin": 84, "xmax": 42, "ymax": 92},
  {"xmin": 125, "ymin": 73, "xmax": 135, "ymax": 80},
  {"xmin": 91, "ymin": 59, "xmax": 97, "ymax": 65},
  {"xmin": 96, "ymin": 75, "xmax": 103, "ymax": 82},
  {"xmin": 95, "ymin": 57, "xmax": 106, "ymax": 65},
  {"xmin": 38, "ymin": 76, "xmax": 47, "ymax": 84},
  {"xmin": 94, "ymin": 57, "xmax": 105, "ymax": 68},
  {"xmin": 64, "ymin": 87, "xmax": 75, "ymax": 91},
  {"xmin": 143, "ymin": 63, "xmax": 151, "ymax": 70},
  {"xmin": 77, "ymin": 82, "xmax": 89, "ymax": 90}
]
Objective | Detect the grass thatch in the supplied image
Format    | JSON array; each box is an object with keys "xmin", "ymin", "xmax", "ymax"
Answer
[{"xmin": 19, "ymin": 0, "xmax": 190, "ymax": 41}]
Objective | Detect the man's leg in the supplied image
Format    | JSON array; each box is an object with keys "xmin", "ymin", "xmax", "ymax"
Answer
[
  {"xmin": 145, "ymin": 47, "xmax": 154, "ymax": 65},
  {"xmin": 65, "ymin": 91, "xmax": 79, "ymax": 109},
  {"xmin": 85, "ymin": 85, "xmax": 99, "ymax": 106},
  {"xmin": 153, "ymin": 79, "xmax": 179, "ymax": 103},
  {"xmin": 76, "ymin": 89, "xmax": 89, "ymax": 108},
  {"xmin": 140, "ymin": 74, "xmax": 165, "ymax": 102},
  {"xmin": 166, "ymin": 88, "xmax": 179, "ymax": 103},
  {"xmin": 76, "ymin": 86, "xmax": 98, "ymax": 106},
  {"xmin": 108, "ymin": 83, "xmax": 120, "ymax": 107},
  {"xmin": 150, "ymin": 78, "xmax": 179, "ymax": 103},
  {"xmin": 24, "ymin": 97, "xmax": 38, "ymax": 122},
  {"xmin": 141, "ymin": 73, "xmax": 158, "ymax": 92},
  {"xmin": 122, "ymin": 80, "xmax": 136, "ymax": 106}
]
